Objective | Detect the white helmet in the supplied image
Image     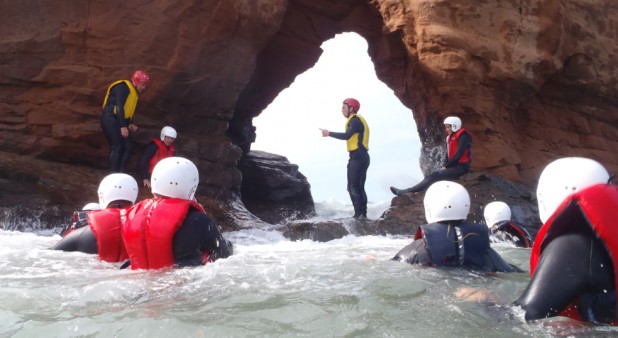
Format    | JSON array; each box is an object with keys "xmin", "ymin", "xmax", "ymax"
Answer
[
  {"xmin": 151, "ymin": 157, "xmax": 199, "ymax": 200},
  {"xmin": 443, "ymin": 116, "xmax": 462, "ymax": 132},
  {"xmin": 160, "ymin": 126, "xmax": 177, "ymax": 141},
  {"xmin": 82, "ymin": 202, "xmax": 102, "ymax": 211},
  {"xmin": 537, "ymin": 157, "xmax": 609, "ymax": 223},
  {"xmin": 423, "ymin": 181, "xmax": 470, "ymax": 223},
  {"xmin": 97, "ymin": 173, "xmax": 139, "ymax": 209},
  {"xmin": 483, "ymin": 201, "xmax": 511, "ymax": 227}
]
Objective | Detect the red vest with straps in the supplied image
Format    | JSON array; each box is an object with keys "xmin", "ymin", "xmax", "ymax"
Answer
[
  {"xmin": 447, "ymin": 128, "xmax": 471, "ymax": 164},
  {"xmin": 121, "ymin": 198, "xmax": 205, "ymax": 270},
  {"xmin": 148, "ymin": 138, "xmax": 176, "ymax": 174},
  {"xmin": 530, "ymin": 184, "xmax": 618, "ymax": 323},
  {"xmin": 87, "ymin": 208, "xmax": 128, "ymax": 262}
]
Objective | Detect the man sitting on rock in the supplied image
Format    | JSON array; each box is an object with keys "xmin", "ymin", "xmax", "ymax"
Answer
[{"xmin": 390, "ymin": 116, "xmax": 471, "ymax": 196}]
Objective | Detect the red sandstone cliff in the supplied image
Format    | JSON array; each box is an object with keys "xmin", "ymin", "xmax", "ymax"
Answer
[{"xmin": 0, "ymin": 0, "xmax": 616, "ymax": 229}]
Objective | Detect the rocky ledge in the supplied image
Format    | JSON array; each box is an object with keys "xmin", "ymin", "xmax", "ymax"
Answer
[{"xmin": 281, "ymin": 171, "xmax": 539, "ymax": 242}]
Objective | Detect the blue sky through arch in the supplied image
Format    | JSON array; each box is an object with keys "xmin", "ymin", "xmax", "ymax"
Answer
[{"xmin": 252, "ymin": 32, "xmax": 423, "ymax": 204}]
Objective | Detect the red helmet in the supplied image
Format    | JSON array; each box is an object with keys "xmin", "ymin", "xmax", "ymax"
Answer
[
  {"xmin": 343, "ymin": 98, "xmax": 360, "ymax": 113},
  {"xmin": 132, "ymin": 70, "xmax": 151, "ymax": 86}
]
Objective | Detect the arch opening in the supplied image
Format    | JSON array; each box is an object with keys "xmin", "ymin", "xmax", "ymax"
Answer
[{"xmin": 250, "ymin": 33, "xmax": 422, "ymax": 216}]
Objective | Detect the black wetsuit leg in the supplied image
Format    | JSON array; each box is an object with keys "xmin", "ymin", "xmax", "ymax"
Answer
[
  {"xmin": 118, "ymin": 133, "xmax": 133, "ymax": 173},
  {"xmin": 514, "ymin": 232, "xmax": 615, "ymax": 322},
  {"xmin": 101, "ymin": 113, "xmax": 124, "ymax": 172},
  {"xmin": 347, "ymin": 150, "xmax": 370, "ymax": 217},
  {"xmin": 398, "ymin": 165, "xmax": 469, "ymax": 194},
  {"xmin": 172, "ymin": 210, "xmax": 233, "ymax": 266},
  {"xmin": 51, "ymin": 226, "xmax": 98, "ymax": 254}
]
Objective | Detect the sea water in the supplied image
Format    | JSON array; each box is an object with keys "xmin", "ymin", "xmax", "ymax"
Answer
[{"xmin": 1, "ymin": 201, "xmax": 616, "ymax": 337}]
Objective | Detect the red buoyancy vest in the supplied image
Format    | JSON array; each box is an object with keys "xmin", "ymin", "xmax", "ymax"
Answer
[
  {"xmin": 447, "ymin": 128, "xmax": 471, "ymax": 164},
  {"xmin": 87, "ymin": 208, "xmax": 128, "ymax": 262},
  {"xmin": 530, "ymin": 184, "xmax": 618, "ymax": 323},
  {"xmin": 148, "ymin": 138, "xmax": 176, "ymax": 174},
  {"xmin": 121, "ymin": 198, "xmax": 205, "ymax": 270}
]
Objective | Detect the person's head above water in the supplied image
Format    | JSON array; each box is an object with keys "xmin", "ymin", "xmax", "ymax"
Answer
[
  {"xmin": 82, "ymin": 202, "xmax": 102, "ymax": 211},
  {"xmin": 483, "ymin": 201, "xmax": 511, "ymax": 227},
  {"xmin": 423, "ymin": 181, "xmax": 470, "ymax": 223},
  {"xmin": 151, "ymin": 157, "xmax": 199, "ymax": 200},
  {"xmin": 97, "ymin": 173, "xmax": 139, "ymax": 209},
  {"xmin": 536, "ymin": 157, "xmax": 610, "ymax": 223}
]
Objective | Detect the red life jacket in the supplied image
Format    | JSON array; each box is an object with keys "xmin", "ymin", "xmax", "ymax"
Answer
[
  {"xmin": 530, "ymin": 184, "xmax": 618, "ymax": 323},
  {"xmin": 87, "ymin": 208, "xmax": 128, "ymax": 262},
  {"xmin": 121, "ymin": 198, "xmax": 205, "ymax": 270},
  {"xmin": 446, "ymin": 128, "xmax": 471, "ymax": 164},
  {"xmin": 148, "ymin": 138, "xmax": 176, "ymax": 174}
]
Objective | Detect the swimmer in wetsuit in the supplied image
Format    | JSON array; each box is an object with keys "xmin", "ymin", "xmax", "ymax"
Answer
[
  {"xmin": 52, "ymin": 173, "xmax": 138, "ymax": 262},
  {"xmin": 483, "ymin": 201, "xmax": 532, "ymax": 248},
  {"xmin": 514, "ymin": 157, "xmax": 618, "ymax": 324},
  {"xmin": 392, "ymin": 181, "xmax": 521, "ymax": 273},
  {"xmin": 121, "ymin": 157, "xmax": 233, "ymax": 269}
]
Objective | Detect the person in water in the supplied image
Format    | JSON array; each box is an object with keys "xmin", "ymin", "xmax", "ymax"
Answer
[
  {"xmin": 392, "ymin": 180, "xmax": 521, "ymax": 272},
  {"xmin": 139, "ymin": 126, "xmax": 177, "ymax": 188},
  {"xmin": 390, "ymin": 116, "xmax": 471, "ymax": 196},
  {"xmin": 483, "ymin": 201, "xmax": 532, "ymax": 248},
  {"xmin": 101, "ymin": 70, "xmax": 150, "ymax": 173},
  {"xmin": 81, "ymin": 202, "xmax": 101, "ymax": 211},
  {"xmin": 513, "ymin": 157, "xmax": 617, "ymax": 324},
  {"xmin": 121, "ymin": 157, "xmax": 233, "ymax": 269},
  {"xmin": 53, "ymin": 173, "xmax": 139, "ymax": 263},
  {"xmin": 320, "ymin": 98, "xmax": 370, "ymax": 219}
]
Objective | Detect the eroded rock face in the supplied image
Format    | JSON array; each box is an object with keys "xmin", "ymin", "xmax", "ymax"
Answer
[
  {"xmin": 0, "ymin": 0, "xmax": 616, "ymax": 229},
  {"xmin": 370, "ymin": 0, "xmax": 618, "ymax": 181}
]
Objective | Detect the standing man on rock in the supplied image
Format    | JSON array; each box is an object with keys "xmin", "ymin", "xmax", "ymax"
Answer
[
  {"xmin": 320, "ymin": 98, "xmax": 370, "ymax": 219},
  {"xmin": 101, "ymin": 70, "xmax": 150, "ymax": 173}
]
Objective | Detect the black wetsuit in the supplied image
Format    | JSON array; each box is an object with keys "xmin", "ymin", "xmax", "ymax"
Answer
[
  {"xmin": 490, "ymin": 220, "xmax": 533, "ymax": 248},
  {"xmin": 392, "ymin": 220, "xmax": 521, "ymax": 273},
  {"xmin": 138, "ymin": 141, "xmax": 159, "ymax": 181},
  {"xmin": 52, "ymin": 209, "xmax": 233, "ymax": 267},
  {"xmin": 393, "ymin": 130, "xmax": 471, "ymax": 194},
  {"xmin": 101, "ymin": 81, "xmax": 134, "ymax": 173},
  {"xmin": 514, "ymin": 231, "xmax": 616, "ymax": 323},
  {"xmin": 52, "ymin": 225, "xmax": 98, "ymax": 254},
  {"xmin": 173, "ymin": 209, "xmax": 234, "ymax": 266},
  {"xmin": 328, "ymin": 115, "xmax": 370, "ymax": 218}
]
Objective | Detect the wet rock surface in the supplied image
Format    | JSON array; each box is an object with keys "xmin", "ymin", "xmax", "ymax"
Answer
[{"xmin": 282, "ymin": 172, "xmax": 540, "ymax": 242}]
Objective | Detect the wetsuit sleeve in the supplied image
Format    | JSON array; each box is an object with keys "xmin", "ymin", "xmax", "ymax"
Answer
[
  {"xmin": 173, "ymin": 210, "xmax": 233, "ymax": 265},
  {"xmin": 328, "ymin": 116, "xmax": 363, "ymax": 140},
  {"xmin": 51, "ymin": 226, "xmax": 98, "ymax": 254},
  {"xmin": 138, "ymin": 142, "xmax": 158, "ymax": 180},
  {"xmin": 444, "ymin": 131, "xmax": 471, "ymax": 168},
  {"xmin": 391, "ymin": 239, "xmax": 433, "ymax": 265},
  {"xmin": 111, "ymin": 83, "xmax": 130, "ymax": 128},
  {"xmin": 513, "ymin": 233, "xmax": 615, "ymax": 321}
]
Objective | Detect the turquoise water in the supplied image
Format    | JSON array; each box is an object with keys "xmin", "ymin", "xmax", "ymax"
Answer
[
  {"xmin": 0, "ymin": 201, "xmax": 618, "ymax": 338},
  {"xmin": 1, "ymin": 203, "xmax": 616, "ymax": 337}
]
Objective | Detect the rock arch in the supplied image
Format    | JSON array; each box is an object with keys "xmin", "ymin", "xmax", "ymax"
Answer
[{"xmin": 1, "ymin": 0, "xmax": 617, "ymax": 229}]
